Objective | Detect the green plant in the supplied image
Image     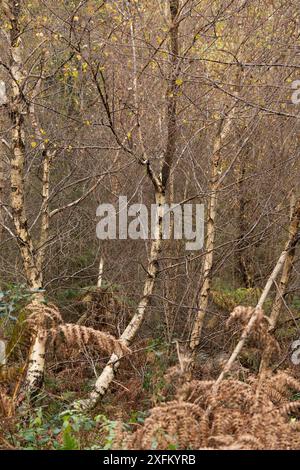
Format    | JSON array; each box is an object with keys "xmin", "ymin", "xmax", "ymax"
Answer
[
  {"xmin": 211, "ymin": 286, "xmax": 262, "ymax": 312},
  {"xmin": 11, "ymin": 407, "xmax": 103, "ymax": 450},
  {"xmin": 0, "ymin": 284, "xmax": 34, "ymax": 327}
]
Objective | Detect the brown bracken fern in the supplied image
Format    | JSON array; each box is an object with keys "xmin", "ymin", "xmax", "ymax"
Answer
[
  {"xmin": 113, "ymin": 306, "xmax": 300, "ymax": 450},
  {"xmin": 115, "ymin": 371, "xmax": 300, "ymax": 449},
  {"xmin": 0, "ymin": 387, "xmax": 14, "ymax": 417},
  {"xmin": 226, "ymin": 306, "xmax": 280, "ymax": 363},
  {"xmin": 26, "ymin": 302, "xmax": 130, "ymax": 357},
  {"xmin": 49, "ymin": 324, "xmax": 129, "ymax": 356}
]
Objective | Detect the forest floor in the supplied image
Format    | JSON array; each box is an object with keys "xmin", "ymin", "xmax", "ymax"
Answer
[{"xmin": 1, "ymin": 286, "xmax": 300, "ymax": 450}]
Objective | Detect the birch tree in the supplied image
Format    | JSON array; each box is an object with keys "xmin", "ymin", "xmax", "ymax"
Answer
[
  {"xmin": 2, "ymin": 0, "xmax": 45, "ymax": 391},
  {"xmin": 0, "ymin": 0, "xmax": 300, "ymax": 416},
  {"xmin": 0, "ymin": 81, "xmax": 7, "ymax": 240},
  {"xmin": 74, "ymin": 0, "xmax": 181, "ymax": 408},
  {"xmin": 1, "ymin": 0, "xmax": 119, "ymax": 393},
  {"xmin": 258, "ymin": 196, "xmax": 300, "ymax": 379},
  {"xmin": 189, "ymin": 109, "xmax": 235, "ymax": 354},
  {"xmin": 268, "ymin": 196, "xmax": 300, "ymax": 331}
]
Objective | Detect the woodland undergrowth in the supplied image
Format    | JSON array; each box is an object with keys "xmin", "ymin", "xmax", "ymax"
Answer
[{"xmin": 1, "ymin": 296, "xmax": 300, "ymax": 450}]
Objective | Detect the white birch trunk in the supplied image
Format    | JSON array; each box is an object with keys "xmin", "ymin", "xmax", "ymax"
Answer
[
  {"xmin": 24, "ymin": 327, "xmax": 47, "ymax": 391},
  {"xmin": 268, "ymin": 197, "xmax": 300, "ymax": 330},
  {"xmin": 0, "ymin": 144, "xmax": 5, "ymax": 241},
  {"xmin": 258, "ymin": 197, "xmax": 300, "ymax": 379},
  {"xmin": 97, "ymin": 256, "xmax": 104, "ymax": 288},
  {"xmin": 76, "ymin": 190, "xmax": 165, "ymax": 409},
  {"xmin": 0, "ymin": 81, "xmax": 7, "ymax": 239},
  {"xmin": 6, "ymin": 1, "xmax": 46, "ymax": 394},
  {"xmin": 73, "ymin": 0, "xmax": 179, "ymax": 409},
  {"xmin": 0, "ymin": 339, "xmax": 6, "ymax": 365},
  {"xmin": 189, "ymin": 114, "xmax": 234, "ymax": 352},
  {"xmin": 214, "ymin": 237, "xmax": 296, "ymax": 390}
]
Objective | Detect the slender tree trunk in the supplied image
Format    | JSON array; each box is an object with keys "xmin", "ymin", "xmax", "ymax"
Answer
[
  {"xmin": 163, "ymin": 170, "xmax": 175, "ymax": 343},
  {"xmin": 0, "ymin": 81, "xmax": 7, "ymax": 239},
  {"xmin": 268, "ymin": 195, "xmax": 300, "ymax": 330},
  {"xmin": 189, "ymin": 113, "xmax": 234, "ymax": 352},
  {"xmin": 6, "ymin": 1, "xmax": 45, "ymax": 393},
  {"xmin": 8, "ymin": 1, "xmax": 41, "ymax": 289},
  {"xmin": 161, "ymin": 0, "xmax": 179, "ymax": 187},
  {"xmin": 0, "ymin": 333, "xmax": 6, "ymax": 365},
  {"xmin": 0, "ymin": 145, "xmax": 5, "ymax": 241},
  {"xmin": 258, "ymin": 196, "xmax": 300, "ymax": 379},
  {"xmin": 75, "ymin": 0, "xmax": 180, "ymax": 408},
  {"xmin": 214, "ymin": 239, "xmax": 294, "ymax": 390},
  {"xmin": 24, "ymin": 314, "xmax": 47, "ymax": 392},
  {"xmin": 97, "ymin": 256, "xmax": 104, "ymax": 288},
  {"xmin": 80, "ymin": 189, "xmax": 165, "ymax": 408},
  {"xmin": 235, "ymin": 155, "xmax": 253, "ymax": 288},
  {"xmin": 28, "ymin": 82, "xmax": 54, "ymax": 275}
]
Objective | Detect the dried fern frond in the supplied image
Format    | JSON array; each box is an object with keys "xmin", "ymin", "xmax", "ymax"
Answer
[
  {"xmin": 224, "ymin": 434, "xmax": 261, "ymax": 450},
  {"xmin": 207, "ymin": 434, "xmax": 235, "ymax": 448},
  {"xmin": 26, "ymin": 302, "xmax": 63, "ymax": 330},
  {"xmin": 253, "ymin": 370, "xmax": 300, "ymax": 407},
  {"xmin": 226, "ymin": 306, "xmax": 262, "ymax": 328},
  {"xmin": 279, "ymin": 401, "xmax": 300, "ymax": 417},
  {"xmin": 125, "ymin": 401, "xmax": 205, "ymax": 450},
  {"xmin": 111, "ymin": 421, "xmax": 127, "ymax": 450},
  {"xmin": 121, "ymin": 371, "xmax": 300, "ymax": 450},
  {"xmin": 49, "ymin": 324, "xmax": 130, "ymax": 357},
  {"xmin": 25, "ymin": 301, "xmax": 130, "ymax": 357},
  {"xmin": 270, "ymin": 371, "xmax": 300, "ymax": 394},
  {"xmin": 176, "ymin": 380, "xmax": 214, "ymax": 403},
  {"xmin": 0, "ymin": 365, "xmax": 21, "ymax": 382},
  {"xmin": 0, "ymin": 388, "xmax": 14, "ymax": 417},
  {"xmin": 226, "ymin": 305, "xmax": 280, "ymax": 364}
]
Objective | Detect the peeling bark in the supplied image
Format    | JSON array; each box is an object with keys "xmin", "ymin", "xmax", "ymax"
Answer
[
  {"xmin": 28, "ymin": 80, "xmax": 54, "ymax": 274},
  {"xmin": 6, "ymin": 1, "xmax": 45, "ymax": 394},
  {"xmin": 8, "ymin": 1, "xmax": 42, "ymax": 289},
  {"xmin": 24, "ymin": 328, "xmax": 47, "ymax": 391},
  {"xmin": 0, "ymin": 81, "xmax": 7, "ymax": 239}
]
